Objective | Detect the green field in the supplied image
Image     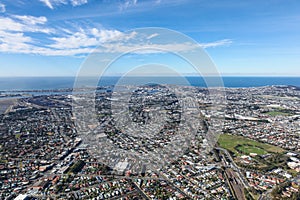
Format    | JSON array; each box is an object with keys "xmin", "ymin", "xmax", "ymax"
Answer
[
  {"xmin": 218, "ymin": 134, "xmax": 285, "ymax": 155},
  {"xmin": 236, "ymin": 145, "xmax": 268, "ymax": 155},
  {"xmin": 266, "ymin": 111, "xmax": 292, "ymax": 116}
]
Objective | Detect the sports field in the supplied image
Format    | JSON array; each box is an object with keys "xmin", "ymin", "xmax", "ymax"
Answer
[
  {"xmin": 218, "ymin": 134, "xmax": 285, "ymax": 155},
  {"xmin": 236, "ymin": 145, "xmax": 267, "ymax": 155},
  {"xmin": 266, "ymin": 111, "xmax": 292, "ymax": 116}
]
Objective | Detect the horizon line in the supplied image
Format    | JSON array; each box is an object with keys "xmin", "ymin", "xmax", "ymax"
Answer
[{"xmin": 0, "ymin": 75, "xmax": 300, "ymax": 78}]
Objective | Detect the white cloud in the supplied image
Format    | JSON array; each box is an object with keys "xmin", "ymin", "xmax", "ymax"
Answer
[
  {"xmin": 70, "ymin": 0, "xmax": 88, "ymax": 6},
  {"xmin": 0, "ymin": 31, "xmax": 32, "ymax": 45},
  {"xmin": 39, "ymin": 0, "xmax": 55, "ymax": 9},
  {"xmin": 119, "ymin": 0, "xmax": 138, "ymax": 11},
  {"xmin": 50, "ymin": 32, "xmax": 98, "ymax": 49},
  {"xmin": 0, "ymin": 30, "xmax": 34, "ymax": 54},
  {"xmin": 90, "ymin": 29, "xmax": 123, "ymax": 42},
  {"xmin": 0, "ymin": 15, "xmax": 51, "ymax": 34},
  {"xmin": 0, "ymin": 14, "xmax": 52, "ymax": 55},
  {"xmin": 12, "ymin": 15, "xmax": 47, "ymax": 25},
  {"xmin": 49, "ymin": 28, "xmax": 137, "ymax": 49},
  {"xmin": 95, "ymin": 42, "xmax": 199, "ymax": 54},
  {"xmin": 199, "ymin": 39, "xmax": 232, "ymax": 48},
  {"xmin": 91, "ymin": 28, "xmax": 137, "ymax": 42},
  {"xmin": 0, "ymin": 14, "xmax": 232, "ymax": 56},
  {"xmin": 0, "ymin": 28, "xmax": 232, "ymax": 56},
  {"xmin": 39, "ymin": 0, "xmax": 87, "ymax": 9},
  {"xmin": 43, "ymin": 36, "xmax": 232, "ymax": 56},
  {"xmin": 0, "ymin": 2, "xmax": 5, "ymax": 13},
  {"xmin": 147, "ymin": 33, "xmax": 159, "ymax": 39},
  {"xmin": 0, "ymin": 17, "xmax": 24, "ymax": 32}
]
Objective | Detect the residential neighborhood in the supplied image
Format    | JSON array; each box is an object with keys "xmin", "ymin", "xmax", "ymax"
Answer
[{"xmin": 0, "ymin": 85, "xmax": 300, "ymax": 199}]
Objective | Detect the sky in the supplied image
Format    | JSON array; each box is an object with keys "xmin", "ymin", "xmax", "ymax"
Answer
[{"xmin": 0, "ymin": 0, "xmax": 299, "ymax": 76}]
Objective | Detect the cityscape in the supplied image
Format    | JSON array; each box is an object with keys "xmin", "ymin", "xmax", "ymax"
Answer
[
  {"xmin": 1, "ymin": 0, "xmax": 300, "ymax": 200},
  {"xmin": 0, "ymin": 84, "xmax": 300, "ymax": 199}
]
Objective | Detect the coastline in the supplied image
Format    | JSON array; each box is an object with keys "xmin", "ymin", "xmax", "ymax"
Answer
[{"xmin": 0, "ymin": 76, "xmax": 299, "ymax": 91}]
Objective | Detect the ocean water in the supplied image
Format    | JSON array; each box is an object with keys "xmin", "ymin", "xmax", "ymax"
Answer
[{"xmin": 0, "ymin": 76, "xmax": 299, "ymax": 91}]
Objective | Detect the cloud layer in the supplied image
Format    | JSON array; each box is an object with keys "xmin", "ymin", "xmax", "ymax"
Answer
[
  {"xmin": 0, "ymin": 13, "xmax": 232, "ymax": 56},
  {"xmin": 39, "ymin": 0, "xmax": 88, "ymax": 9}
]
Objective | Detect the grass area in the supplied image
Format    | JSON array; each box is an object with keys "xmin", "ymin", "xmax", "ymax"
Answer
[
  {"xmin": 218, "ymin": 134, "xmax": 285, "ymax": 156},
  {"xmin": 266, "ymin": 111, "xmax": 292, "ymax": 116},
  {"xmin": 236, "ymin": 145, "xmax": 268, "ymax": 155},
  {"xmin": 15, "ymin": 133, "xmax": 21, "ymax": 139}
]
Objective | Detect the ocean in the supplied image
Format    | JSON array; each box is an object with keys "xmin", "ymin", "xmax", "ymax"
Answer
[{"xmin": 0, "ymin": 76, "xmax": 299, "ymax": 91}]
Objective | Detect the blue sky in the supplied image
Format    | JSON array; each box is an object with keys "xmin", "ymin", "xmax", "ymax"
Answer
[{"xmin": 0, "ymin": 0, "xmax": 299, "ymax": 76}]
